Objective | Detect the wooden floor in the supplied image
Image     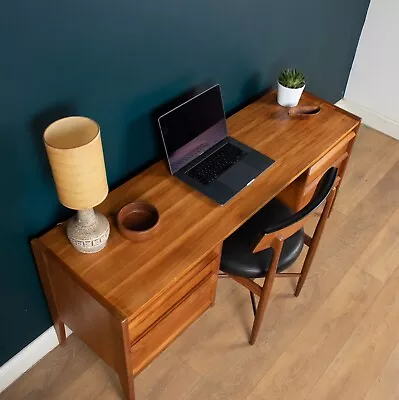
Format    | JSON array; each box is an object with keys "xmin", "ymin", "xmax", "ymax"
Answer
[{"xmin": 3, "ymin": 125, "xmax": 399, "ymax": 400}]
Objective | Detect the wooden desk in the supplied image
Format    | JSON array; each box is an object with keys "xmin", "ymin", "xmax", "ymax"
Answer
[{"xmin": 32, "ymin": 90, "xmax": 360, "ymax": 400}]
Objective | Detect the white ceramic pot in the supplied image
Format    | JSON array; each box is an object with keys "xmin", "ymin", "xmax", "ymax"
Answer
[{"xmin": 277, "ymin": 81, "xmax": 305, "ymax": 107}]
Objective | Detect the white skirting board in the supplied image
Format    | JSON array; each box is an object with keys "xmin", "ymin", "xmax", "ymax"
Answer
[
  {"xmin": 0, "ymin": 326, "xmax": 72, "ymax": 393},
  {"xmin": 336, "ymin": 99, "xmax": 399, "ymax": 140}
]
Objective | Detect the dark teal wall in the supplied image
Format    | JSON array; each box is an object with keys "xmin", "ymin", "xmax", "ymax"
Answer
[{"xmin": 0, "ymin": 0, "xmax": 369, "ymax": 365}]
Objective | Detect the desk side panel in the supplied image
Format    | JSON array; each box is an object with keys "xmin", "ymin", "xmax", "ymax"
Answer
[{"xmin": 33, "ymin": 242, "xmax": 133, "ymax": 393}]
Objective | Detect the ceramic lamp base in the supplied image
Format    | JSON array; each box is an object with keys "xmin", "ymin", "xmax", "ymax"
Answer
[{"xmin": 67, "ymin": 209, "xmax": 110, "ymax": 253}]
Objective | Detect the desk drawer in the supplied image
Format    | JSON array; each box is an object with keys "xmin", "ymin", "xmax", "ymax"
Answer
[
  {"xmin": 128, "ymin": 255, "xmax": 219, "ymax": 342},
  {"xmin": 304, "ymin": 131, "xmax": 355, "ymax": 186},
  {"xmin": 131, "ymin": 274, "xmax": 215, "ymax": 375},
  {"xmin": 300, "ymin": 171, "xmax": 343, "ymax": 210},
  {"xmin": 278, "ymin": 131, "xmax": 355, "ymax": 211}
]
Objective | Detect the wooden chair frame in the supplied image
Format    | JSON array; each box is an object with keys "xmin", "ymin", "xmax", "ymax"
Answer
[{"xmin": 224, "ymin": 185, "xmax": 337, "ymax": 345}]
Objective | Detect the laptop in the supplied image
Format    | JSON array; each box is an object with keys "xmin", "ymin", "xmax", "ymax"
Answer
[{"xmin": 158, "ymin": 84, "xmax": 274, "ymax": 205}]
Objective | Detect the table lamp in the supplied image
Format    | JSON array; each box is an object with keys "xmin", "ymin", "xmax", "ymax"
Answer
[{"xmin": 43, "ymin": 116, "xmax": 110, "ymax": 253}]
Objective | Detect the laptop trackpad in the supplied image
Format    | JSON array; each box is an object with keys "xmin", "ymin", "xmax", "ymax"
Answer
[{"xmin": 219, "ymin": 162, "xmax": 260, "ymax": 191}]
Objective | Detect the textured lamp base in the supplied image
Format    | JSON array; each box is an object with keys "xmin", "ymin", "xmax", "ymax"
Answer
[{"xmin": 67, "ymin": 209, "xmax": 110, "ymax": 253}]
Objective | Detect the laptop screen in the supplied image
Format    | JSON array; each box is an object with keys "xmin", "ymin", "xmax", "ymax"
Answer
[{"xmin": 158, "ymin": 84, "xmax": 228, "ymax": 174}]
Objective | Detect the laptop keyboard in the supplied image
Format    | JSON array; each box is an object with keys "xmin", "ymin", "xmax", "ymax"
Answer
[
  {"xmin": 187, "ymin": 143, "xmax": 246, "ymax": 185},
  {"xmin": 173, "ymin": 143, "xmax": 210, "ymax": 172}
]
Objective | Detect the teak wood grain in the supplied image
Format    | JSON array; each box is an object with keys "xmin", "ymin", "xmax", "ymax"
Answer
[
  {"xmin": 128, "ymin": 256, "xmax": 219, "ymax": 342},
  {"xmin": 131, "ymin": 274, "xmax": 216, "ymax": 376},
  {"xmin": 38, "ymin": 91, "xmax": 360, "ymax": 322}
]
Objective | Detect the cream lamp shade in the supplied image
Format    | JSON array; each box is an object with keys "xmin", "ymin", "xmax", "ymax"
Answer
[
  {"xmin": 43, "ymin": 116, "xmax": 110, "ymax": 254},
  {"xmin": 43, "ymin": 116, "xmax": 108, "ymax": 210}
]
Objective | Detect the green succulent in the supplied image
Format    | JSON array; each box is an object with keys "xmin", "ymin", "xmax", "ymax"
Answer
[{"xmin": 278, "ymin": 68, "xmax": 306, "ymax": 89}]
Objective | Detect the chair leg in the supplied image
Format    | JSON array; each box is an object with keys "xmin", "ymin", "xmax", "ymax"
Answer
[
  {"xmin": 327, "ymin": 190, "xmax": 337, "ymax": 218},
  {"xmin": 250, "ymin": 291, "xmax": 257, "ymax": 316},
  {"xmin": 327, "ymin": 181, "xmax": 341, "ymax": 218},
  {"xmin": 249, "ymin": 238, "xmax": 283, "ymax": 345},
  {"xmin": 295, "ymin": 188, "xmax": 336, "ymax": 297}
]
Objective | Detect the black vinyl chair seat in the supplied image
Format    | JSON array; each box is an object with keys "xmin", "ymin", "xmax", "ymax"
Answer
[{"xmin": 221, "ymin": 198, "xmax": 305, "ymax": 279}]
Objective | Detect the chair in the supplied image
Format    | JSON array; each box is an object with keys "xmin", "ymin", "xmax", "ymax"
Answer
[{"xmin": 220, "ymin": 167, "xmax": 338, "ymax": 345}]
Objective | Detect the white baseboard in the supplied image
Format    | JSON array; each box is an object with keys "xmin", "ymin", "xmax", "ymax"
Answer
[
  {"xmin": 0, "ymin": 326, "xmax": 72, "ymax": 393},
  {"xmin": 336, "ymin": 99, "xmax": 399, "ymax": 140}
]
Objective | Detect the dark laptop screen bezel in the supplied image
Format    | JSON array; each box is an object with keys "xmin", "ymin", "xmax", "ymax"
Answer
[{"xmin": 158, "ymin": 84, "xmax": 228, "ymax": 175}]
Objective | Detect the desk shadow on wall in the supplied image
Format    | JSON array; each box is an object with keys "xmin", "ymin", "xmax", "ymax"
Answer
[
  {"xmin": 30, "ymin": 102, "xmax": 78, "ymax": 181},
  {"xmin": 151, "ymin": 81, "xmax": 214, "ymax": 120},
  {"xmin": 113, "ymin": 74, "xmax": 273, "ymax": 187},
  {"xmin": 120, "ymin": 76, "xmax": 268, "ymax": 184},
  {"xmin": 115, "ymin": 80, "xmax": 215, "ymax": 186},
  {"xmin": 229, "ymin": 72, "xmax": 271, "ymax": 117},
  {"xmin": 30, "ymin": 102, "xmax": 78, "ymax": 229},
  {"xmin": 150, "ymin": 80, "xmax": 217, "ymax": 172}
]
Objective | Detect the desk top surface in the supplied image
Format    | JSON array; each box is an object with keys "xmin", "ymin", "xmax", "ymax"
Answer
[{"xmin": 39, "ymin": 90, "xmax": 360, "ymax": 319}]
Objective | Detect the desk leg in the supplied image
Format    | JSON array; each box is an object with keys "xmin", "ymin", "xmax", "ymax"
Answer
[
  {"xmin": 210, "ymin": 244, "xmax": 223, "ymax": 306},
  {"xmin": 31, "ymin": 240, "xmax": 66, "ymax": 346},
  {"xmin": 119, "ymin": 374, "xmax": 135, "ymax": 400},
  {"xmin": 328, "ymin": 128, "xmax": 358, "ymax": 217},
  {"xmin": 118, "ymin": 321, "xmax": 135, "ymax": 400}
]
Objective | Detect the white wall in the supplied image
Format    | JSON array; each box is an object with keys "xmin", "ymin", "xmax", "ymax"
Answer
[{"xmin": 343, "ymin": 0, "xmax": 399, "ymax": 139}]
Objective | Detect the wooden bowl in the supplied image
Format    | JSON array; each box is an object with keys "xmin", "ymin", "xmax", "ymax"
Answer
[{"xmin": 117, "ymin": 201, "xmax": 159, "ymax": 242}]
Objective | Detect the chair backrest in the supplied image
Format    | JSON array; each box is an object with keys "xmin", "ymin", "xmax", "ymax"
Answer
[{"xmin": 253, "ymin": 167, "xmax": 338, "ymax": 253}]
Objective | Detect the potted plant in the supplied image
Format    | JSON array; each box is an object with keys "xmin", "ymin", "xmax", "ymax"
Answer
[{"xmin": 277, "ymin": 68, "xmax": 306, "ymax": 107}]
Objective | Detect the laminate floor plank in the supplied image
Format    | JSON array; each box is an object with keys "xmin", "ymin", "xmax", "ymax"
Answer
[
  {"xmin": 364, "ymin": 341, "xmax": 399, "ymax": 400},
  {"xmin": 306, "ymin": 264, "xmax": 399, "ymax": 400},
  {"xmin": 335, "ymin": 125, "xmax": 399, "ymax": 216}
]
